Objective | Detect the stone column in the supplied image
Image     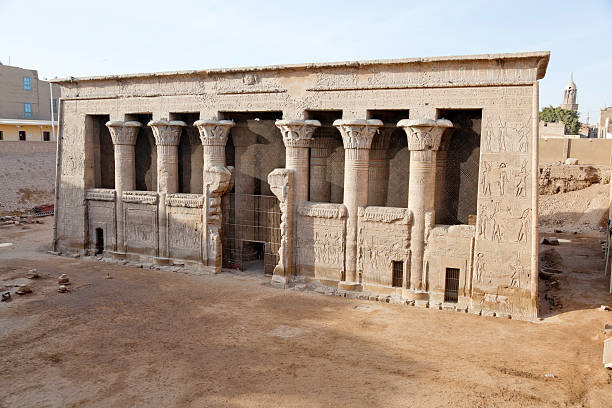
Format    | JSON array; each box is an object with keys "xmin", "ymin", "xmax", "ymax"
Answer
[
  {"xmin": 275, "ymin": 120, "xmax": 320, "ymax": 203},
  {"xmin": 310, "ymin": 131, "xmax": 335, "ymax": 202},
  {"xmin": 275, "ymin": 120, "xmax": 320, "ymax": 275},
  {"xmin": 149, "ymin": 119, "xmax": 186, "ymax": 258},
  {"xmin": 106, "ymin": 120, "xmax": 141, "ymax": 253},
  {"xmin": 368, "ymin": 125, "xmax": 393, "ymax": 206},
  {"xmin": 398, "ymin": 119, "xmax": 453, "ymax": 297},
  {"xmin": 194, "ymin": 120, "xmax": 234, "ymax": 170},
  {"xmin": 195, "ymin": 120, "xmax": 235, "ymax": 272},
  {"xmin": 334, "ymin": 119, "xmax": 383, "ymax": 290}
]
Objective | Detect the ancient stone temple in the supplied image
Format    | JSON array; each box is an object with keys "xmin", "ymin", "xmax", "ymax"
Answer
[{"xmin": 52, "ymin": 51, "xmax": 549, "ymax": 319}]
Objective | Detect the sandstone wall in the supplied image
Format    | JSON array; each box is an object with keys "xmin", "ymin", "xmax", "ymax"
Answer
[
  {"xmin": 0, "ymin": 141, "xmax": 56, "ymax": 214},
  {"xmin": 539, "ymin": 137, "xmax": 612, "ymax": 165}
]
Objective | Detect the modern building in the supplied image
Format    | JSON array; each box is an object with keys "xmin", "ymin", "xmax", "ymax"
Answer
[
  {"xmin": 52, "ymin": 51, "xmax": 548, "ymax": 320},
  {"xmin": 0, "ymin": 63, "xmax": 60, "ymax": 141},
  {"xmin": 560, "ymin": 73, "xmax": 578, "ymax": 111}
]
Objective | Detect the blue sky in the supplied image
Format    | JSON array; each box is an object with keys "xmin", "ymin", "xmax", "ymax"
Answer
[{"xmin": 2, "ymin": 0, "xmax": 610, "ymax": 123}]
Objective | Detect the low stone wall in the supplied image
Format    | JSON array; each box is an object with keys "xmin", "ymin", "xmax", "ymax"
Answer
[
  {"xmin": 539, "ymin": 137, "xmax": 612, "ymax": 165},
  {"xmin": 539, "ymin": 164, "xmax": 611, "ymax": 195},
  {"xmin": 0, "ymin": 141, "xmax": 56, "ymax": 214}
]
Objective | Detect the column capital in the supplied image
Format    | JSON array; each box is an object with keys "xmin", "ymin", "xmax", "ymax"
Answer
[
  {"xmin": 106, "ymin": 121, "xmax": 141, "ymax": 145},
  {"xmin": 148, "ymin": 119, "xmax": 186, "ymax": 146},
  {"xmin": 194, "ymin": 120, "xmax": 234, "ymax": 147},
  {"xmin": 275, "ymin": 119, "xmax": 321, "ymax": 148},
  {"xmin": 333, "ymin": 119, "xmax": 383, "ymax": 150},
  {"xmin": 397, "ymin": 118, "xmax": 453, "ymax": 151}
]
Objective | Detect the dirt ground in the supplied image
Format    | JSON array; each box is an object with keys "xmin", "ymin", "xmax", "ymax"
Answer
[{"xmin": 1, "ymin": 220, "xmax": 612, "ymax": 408}]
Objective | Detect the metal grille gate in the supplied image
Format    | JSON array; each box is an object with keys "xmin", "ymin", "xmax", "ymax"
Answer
[
  {"xmin": 444, "ymin": 268, "xmax": 460, "ymax": 303},
  {"xmin": 222, "ymin": 193, "xmax": 281, "ymax": 274}
]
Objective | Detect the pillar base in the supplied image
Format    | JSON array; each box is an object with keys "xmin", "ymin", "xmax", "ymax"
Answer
[
  {"xmin": 402, "ymin": 289, "xmax": 429, "ymax": 302},
  {"xmin": 338, "ymin": 281, "xmax": 362, "ymax": 292}
]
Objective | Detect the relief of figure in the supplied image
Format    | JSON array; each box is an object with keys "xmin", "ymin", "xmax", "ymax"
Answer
[
  {"xmin": 484, "ymin": 127, "xmax": 494, "ymax": 152},
  {"xmin": 516, "ymin": 123, "xmax": 529, "ymax": 153},
  {"xmin": 481, "ymin": 162, "xmax": 492, "ymax": 196},
  {"xmin": 497, "ymin": 163, "xmax": 508, "ymax": 196},
  {"xmin": 514, "ymin": 160, "xmax": 527, "ymax": 198},
  {"xmin": 497, "ymin": 120, "xmax": 507, "ymax": 152},
  {"xmin": 478, "ymin": 204, "xmax": 489, "ymax": 239},
  {"xmin": 475, "ymin": 253, "xmax": 485, "ymax": 282},
  {"xmin": 491, "ymin": 203, "xmax": 503, "ymax": 242},
  {"xmin": 509, "ymin": 253, "xmax": 522, "ymax": 287},
  {"xmin": 515, "ymin": 208, "xmax": 530, "ymax": 243}
]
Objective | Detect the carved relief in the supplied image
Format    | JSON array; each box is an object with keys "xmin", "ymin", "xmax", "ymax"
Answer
[
  {"xmin": 275, "ymin": 120, "xmax": 320, "ymax": 148},
  {"xmin": 86, "ymin": 188, "xmax": 116, "ymax": 201},
  {"xmin": 358, "ymin": 206, "xmax": 411, "ymax": 224},
  {"xmin": 168, "ymin": 213, "xmax": 201, "ymax": 250},
  {"xmin": 105, "ymin": 121, "xmax": 141, "ymax": 145},
  {"xmin": 148, "ymin": 119, "xmax": 185, "ymax": 146},
  {"xmin": 125, "ymin": 209, "xmax": 155, "ymax": 245},
  {"xmin": 194, "ymin": 120, "xmax": 234, "ymax": 146},
  {"xmin": 397, "ymin": 119, "xmax": 453, "ymax": 151},
  {"xmin": 166, "ymin": 193, "xmax": 204, "ymax": 208},
  {"xmin": 299, "ymin": 202, "xmax": 347, "ymax": 219},
  {"xmin": 268, "ymin": 168, "xmax": 293, "ymax": 279},
  {"xmin": 122, "ymin": 191, "xmax": 158, "ymax": 205},
  {"xmin": 204, "ymin": 166, "xmax": 233, "ymax": 269},
  {"xmin": 333, "ymin": 119, "xmax": 382, "ymax": 150}
]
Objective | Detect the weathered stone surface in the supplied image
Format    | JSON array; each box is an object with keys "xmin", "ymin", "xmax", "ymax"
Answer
[{"xmin": 52, "ymin": 51, "xmax": 549, "ymax": 320}]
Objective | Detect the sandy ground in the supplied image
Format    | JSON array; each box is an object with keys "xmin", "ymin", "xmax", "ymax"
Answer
[
  {"xmin": 539, "ymin": 183, "xmax": 610, "ymax": 234},
  {"xmin": 1, "ymin": 220, "xmax": 612, "ymax": 408}
]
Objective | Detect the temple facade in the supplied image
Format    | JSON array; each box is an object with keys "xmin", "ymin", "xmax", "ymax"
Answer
[{"xmin": 52, "ymin": 51, "xmax": 549, "ymax": 319}]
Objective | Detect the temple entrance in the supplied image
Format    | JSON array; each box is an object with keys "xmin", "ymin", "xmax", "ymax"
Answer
[
  {"xmin": 219, "ymin": 111, "xmax": 284, "ymax": 275},
  {"xmin": 222, "ymin": 193, "xmax": 280, "ymax": 275}
]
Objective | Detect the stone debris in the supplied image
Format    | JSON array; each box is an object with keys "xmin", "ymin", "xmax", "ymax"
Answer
[
  {"xmin": 26, "ymin": 269, "xmax": 39, "ymax": 279},
  {"xmin": 15, "ymin": 284, "xmax": 32, "ymax": 295},
  {"xmin": 0, "ymin": 243, "xmax": 14, "ymax": 248},
  {"xmin": 544, "ymin": 373, "xmax": 556, "ymax": 379},
  {"xmin": 1, "ymin": 292, "xmax": 11, "ymax": 302},
  {"xmin": 564, "ymin": 158, "xmax": 579, "ymax": 165},
  {"xmin": 601, "ymin": 305, "xmax": 611, "ymax": 311},
  {"xmin": 58, "ymin": 274, "xmax": 70, "ymax": 285},
  {"xmin": 57, "ymin": 285, "xmax": 68, "ymax": 293},
  {"xmin": 540, "ymin": 237, "xmax": 559, "ymax": 246},
  {"xmin": 0, "ymin": 215, "xmax": 44, "ymax": 226}
]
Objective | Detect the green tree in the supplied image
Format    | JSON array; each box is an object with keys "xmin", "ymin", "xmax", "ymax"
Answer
[{"xmin": 540, "ymin": 106, "xmax": 581, "ymax": 134}]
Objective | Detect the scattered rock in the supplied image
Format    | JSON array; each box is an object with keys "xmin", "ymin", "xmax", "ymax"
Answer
[
  {"xmin": 26, "ymin": 269, "xmax": 39, "ymax": 279},
  {"xmin": 547, "ymin": 237, "xmax": 560, "ymax": 246},
  {"xmin": 57, "ymin": 285, "xmax": 68, "ymax": 293},
  {"xmin": 564, "ymin": 158, "xmax": 579, "ymax": 165},
  {"xmin": 58, "ymin": 274, "xmax": 70, "ymax": 285},
  {"xmin": 544, "ymin": 373, "xmax": 555, "ymax": 379},
  {"xmin": 15, "ymin": 284, "xmax": 32, "ymax": 295},
  {"xmin": 1, "ymin": 292, "xmax": 11, "ymax": 302},
  {"xmin": 602, "ymin": 305, "xmax": 611, "ymax": 311}
]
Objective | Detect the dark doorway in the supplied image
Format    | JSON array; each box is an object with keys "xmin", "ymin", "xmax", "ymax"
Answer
[
  {"xmin": 392, "ymin": 261, "xmax": 404, "ymax": 288},
  {"xmin": 444, "ymin": 267, "xmax": 460, "ymax": 303},
  {"xmin": 19, "ymin": 131, "xmax": 26, "ymax": 141},
  {"xmin": 95, "ymin": 228, "xmax": 104, "ymax": 255},
  {"xmin": 43, "ymin": 131, "xmax": 50, "ymax": 141}
]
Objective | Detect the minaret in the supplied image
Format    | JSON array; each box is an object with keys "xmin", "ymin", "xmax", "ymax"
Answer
[{"xmin": 561, "ymin": 73, "xmax": 578, "ymax": 111}]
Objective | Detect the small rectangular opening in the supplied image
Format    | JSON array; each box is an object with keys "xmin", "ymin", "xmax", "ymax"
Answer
[
  {"xmin": 95, "ymin": 228, "xmax": 104, "ymax": 255},
  {"xmin": 19, "ymin": 131, "xmax": 26, "ymax": 141},
  {"xmin": 444, "ymin": 267, "xmax": 460, "ymax": 303},
  {"xmin": 392, "ymin": 261, "xmax": 403, "ymax": 288},
  {"xmin": 43, "ymin": 131, "xmax": 50, "ymax": 141}
]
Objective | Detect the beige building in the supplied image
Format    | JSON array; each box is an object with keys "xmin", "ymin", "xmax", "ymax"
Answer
[
  {"xmin": 0, "ymin": 63, "xmax": 60, "ymax": 141},
  {"xmin": 600, "ymin": 106, "xmax": 612, "ymax": 139},
  {"xmin": 52, "ymin": 51, "xmax": 549, "ymax": 319}
]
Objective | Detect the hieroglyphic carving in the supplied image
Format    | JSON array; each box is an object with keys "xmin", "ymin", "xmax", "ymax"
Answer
[
  {"xmin": 125, "ymin": 209, "xmax": 155, "ymax": 245},
  {"xmin": 358, "ymin": 206, "xmax": 411, "ymax": 224},
  {"xmin": 478, "ymin": 201, "xmax": 530, "ymax": 244},
  {"xmin": 483, "ymin": 115, "xmax": 531, "ymax": 153},
  {"xmin": 122, "ymin": 191, "xmax": 158, "ymax": 205},
  {"xmin": 86, "ymin": 188, "xmax": 116, "ymax": 201},
  {"xmin": 168, "ymin": 212, "xmax": 201, "ymax": 250},
  {"xmin": 165, "ymin": 193, "xmax": 204, "ymax": 208},
  {"xmin": 298, "ymin": 202, "xmax": 347, "ymax": 219},
  {"xmin": 514, "ymin": 160, "xmax": 528, "ymax": 198}
]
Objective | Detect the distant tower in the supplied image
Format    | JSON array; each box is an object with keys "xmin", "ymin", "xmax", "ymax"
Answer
[{"xmin": 561, "ymin": 73, "xmax": 578, "ymax": 111}]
